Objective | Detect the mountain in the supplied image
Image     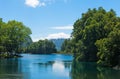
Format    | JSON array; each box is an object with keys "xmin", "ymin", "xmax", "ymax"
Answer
[{"xmin": 51, "ymin": 39, "xmax": 65, "ymax": 51}]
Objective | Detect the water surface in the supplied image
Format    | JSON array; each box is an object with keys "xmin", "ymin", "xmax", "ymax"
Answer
[
  {"xmin": 0, "ymin": 54, "xmax": 120, "ymax": 79},
  {"xmin": 0, "ymin": 54, "xmax": 72, "ymax": 79}
]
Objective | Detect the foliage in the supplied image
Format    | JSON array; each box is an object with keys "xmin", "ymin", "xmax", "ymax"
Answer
[
  {"xmin": 26, "ymin": 39, "xmax": 57, "ymax": 54},
  {"xmin": 61, "ymin": 7, "xmax": 120, "ymax": 67},
  {"xmin": 61, "ymin": 39, "xmax": 72, "ymax": 53},
  {"xmin": 96, "ymin": 25, "xmax": 120, "ymax": 67},
  {"xmin": 51, "ymin": 39, "xmax": 65, "ymax": 51},
  {"xmin": 0, "ymin": 18, "xmax": 32, "ymax": 54}
]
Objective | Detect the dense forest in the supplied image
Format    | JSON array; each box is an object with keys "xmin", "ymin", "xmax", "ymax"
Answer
[
  {"xmin": 0, "ymin": 18, "xmax": 32, "ymax": 58},
  {"xmin": 61, "ymin": 7, "xmax": 120, "ymax": 67},
  {"xmin": 26, "ymin": 39, "xmax": 57, "ymax": 54}
]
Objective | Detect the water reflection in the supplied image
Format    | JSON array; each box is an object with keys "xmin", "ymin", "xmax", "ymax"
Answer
[
  {"xmin": 33, "ymin": 60, "xmax": 72, "ymax": 79},
  {"xmin": 71, "ymin": 60, "xmax": 120, "ymax": 79},
  {"xmin": 19, "ymin": 54, "xmax": 72, "ymax": 79},
  {"xmin": 0, "ymin": 58, "xmax": 24, "ymax": 79},
  {"xmin": 0, "ymin": 54, "xmax": 71, "ymax": 79},
  {"xmin": 52, "ymin": 61, "xmax": 65, "ymax": 73},
  {"xmin": 1, "ymin": 54, "xmax": 119, "ymax": 79}
]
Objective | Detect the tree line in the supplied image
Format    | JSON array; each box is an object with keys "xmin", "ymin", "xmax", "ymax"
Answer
[
  {"xmin": 26, "ymin": 39, "xmax": 57, "ymax": 54},
  {"xmin": 61, "ymin": 7, "xmax": 120, "ymax": 67}
]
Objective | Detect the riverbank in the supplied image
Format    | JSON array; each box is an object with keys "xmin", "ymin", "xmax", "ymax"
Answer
[
  {"xmin": 0, "ymin": 52, "xmax": 22, "ymax": 58},
  {"xmin": 57, "ymin": 51, "xmax": 73, "ymax": 55}
]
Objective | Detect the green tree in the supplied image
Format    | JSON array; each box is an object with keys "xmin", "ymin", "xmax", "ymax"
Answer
[
  {"xmin": 62, "ymin": 7, "xmax": 120, "ymax": 67},
  {"xmin": 71, "ymin": 7, "xmax": 120, "ymax": 62},
  {"xmin": 6, "ymin": 20, "xmax": 32, "ymax": 53},
  {"xmin": 96, "ymin": 24, "xmax": 120, "ymax": 67},
  {"xmin": 61, "ymin": 39, "xmax": 71, "ymax": 53},
  {"xmin": 0, "ymin": 18, "xmax": 7, "ymax": 52},
  {"xmin": 26, "ymin": 39, "xmax": 57, "ymax": 54},
  {"xmin": 0, "ymin": 19, "xmax": 32, "ymax": 54}
]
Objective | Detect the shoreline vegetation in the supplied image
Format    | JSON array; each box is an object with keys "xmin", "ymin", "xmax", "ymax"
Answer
[
  {"xmin": 26, "ymin": 39, "xmax": 57, "ymax": 54},
  {"xmin": 0, "ymin": 19, "xmax": 32, "ymax": 58},
  {"xmin": 0, "ymin": 52, "xmax": 22, "ymax": 58},
  {"xmin": 61, "ymin": 7, "xmax": 120, "ymax": 68}
]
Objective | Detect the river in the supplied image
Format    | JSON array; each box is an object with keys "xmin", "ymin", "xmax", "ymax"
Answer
[{"xmin": 0, "ymin": 54, "xmax": 120, "ymax": 79}]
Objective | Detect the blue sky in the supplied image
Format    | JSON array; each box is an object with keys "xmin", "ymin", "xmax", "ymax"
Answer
[{"xmin": 0, "ymin": 0, "xmax": 120, "ymax": 41}]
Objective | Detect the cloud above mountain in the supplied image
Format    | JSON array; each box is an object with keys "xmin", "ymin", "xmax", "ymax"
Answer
[{"xmin": 32, "ymin": 32, "xmax": 70, "ymax": 42}]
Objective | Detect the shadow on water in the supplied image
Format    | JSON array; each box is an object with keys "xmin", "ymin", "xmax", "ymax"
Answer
[
  {"xmin": 0, "ymin": 58, "xmax": 25, "ymax": 79},
  {"xmin": 71, "ymin": 60, "xmax": 120, "ymax": 79},
  {"xmin": 0, "ymin": 58, "xmax": 31, "ymax": 79}
]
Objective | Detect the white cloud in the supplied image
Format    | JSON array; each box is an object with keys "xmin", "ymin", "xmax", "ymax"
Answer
[
  {"xmin": 51, "ymin": 25, "xmax": 73, "ymax": 30},
  {"xmin": 32, "ymin": 37, "xmax": 44, "ymax": 42},
  {"xmin": 25, "ymin": 0, "xmax": 70, "ymax": 8},
  {"xmin": 32, "ymin": 32, "xmax": 70, "ymax": 42},
  {"xmin": 25, "ymin": 0, "xmax": 45, "ymax": 8},
  {"xmin": 46, "ymin": 32, "xmax": 70, "ymax": 39}
]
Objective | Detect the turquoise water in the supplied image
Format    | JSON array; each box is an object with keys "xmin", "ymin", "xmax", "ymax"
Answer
[
  {"xmin": 0, "ymin": 54, "xmax": 73, "ymax": 79},
  {"xmin": 0, "ymin": 54, "xmax": 120, "ymax": 79}
]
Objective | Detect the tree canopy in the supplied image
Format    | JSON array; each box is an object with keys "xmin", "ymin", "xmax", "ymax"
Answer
[
  {"xmin": 61, "ymin": 7, "xmax": 120, "ymax": 67},
  {"xmin": 0, "ymin": 18, "xmax": 32, "ymax": 54},
  {"xmin": 26, "ymin": 39, "xmax": 57, "ymax": 54}
]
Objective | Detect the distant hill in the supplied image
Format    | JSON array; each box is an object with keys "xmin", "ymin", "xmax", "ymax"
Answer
[{"xmin": 51, "ymin": 39, "xmax": 65, "ymax": 51}]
